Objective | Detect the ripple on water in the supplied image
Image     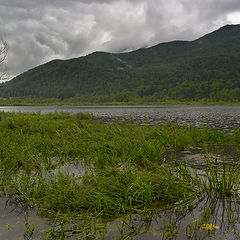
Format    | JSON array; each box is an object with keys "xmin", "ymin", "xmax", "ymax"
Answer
[{"xmin": 1, "ymin": 105, "xmax": 240, "ymax": 131}]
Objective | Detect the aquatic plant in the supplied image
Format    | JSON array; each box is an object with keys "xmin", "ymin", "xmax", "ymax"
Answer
[
  {"xmin": 198, "ymin": 158, "xmax": 240, "ymax": 198},
  {"xmin": 0, "ymin": 112, "xmax": 239, "ymax": 239}
]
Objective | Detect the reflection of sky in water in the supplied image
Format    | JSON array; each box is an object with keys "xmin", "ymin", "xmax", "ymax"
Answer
[
  {"xmin": 176, "ymin": 145, "xmax": 240, "ymax": 170},
  {"xmin": 0, "ymin": 161, "xmax": 87, "ymax": 240},
  {"xmin": 41, "ymin": 158, "xmax": 86, "ymax": 179},
  {"xmin": 0, "ymin": 105, "xmax": 240, "ymax": 131},
  {"xmin": 0, "ymin": 198, "xmax": 48, "ymax": 240},
  {"xmin": 104, "ymin": 197, "xmax": 240, "ymax": 240}
]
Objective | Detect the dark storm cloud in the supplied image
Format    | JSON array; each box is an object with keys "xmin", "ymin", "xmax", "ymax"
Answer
[{"xmin": 0, "ymin": 0, "xmax": 239, "ymax": 78}]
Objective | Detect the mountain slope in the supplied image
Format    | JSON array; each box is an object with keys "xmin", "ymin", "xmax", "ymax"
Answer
[{"xmin": 1, "ymin": 24, "xmax": 240, "ymax": 102}]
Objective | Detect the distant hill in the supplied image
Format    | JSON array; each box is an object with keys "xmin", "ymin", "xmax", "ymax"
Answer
[{"xmin": 1, "ymin": 24, "xmax": 240, "ymax": 102}]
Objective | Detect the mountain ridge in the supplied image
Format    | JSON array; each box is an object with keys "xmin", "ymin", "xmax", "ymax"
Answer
[{"xmin": 1, "ymin": 24, "xmax": 240, "ymax": 102}]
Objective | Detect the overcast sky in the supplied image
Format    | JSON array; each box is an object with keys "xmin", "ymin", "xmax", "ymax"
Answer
[{"xmin": 0, "ymin": 0, "xmax": 240, "ymax": 78}]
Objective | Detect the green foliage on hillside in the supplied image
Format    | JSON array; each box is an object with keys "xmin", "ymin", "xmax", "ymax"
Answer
[{"xmin": 1, "ymin": 24, "xmax": 240, "ymax": 103}]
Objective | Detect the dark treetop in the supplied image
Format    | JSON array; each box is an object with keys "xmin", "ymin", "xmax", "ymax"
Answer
[{"xmin": 1, "ymin": 24, "xmax": 240, "ymax": 102}]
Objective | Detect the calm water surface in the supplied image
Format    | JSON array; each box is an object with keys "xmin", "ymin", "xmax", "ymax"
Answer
[
  {"xmin": 0, "ymin": 198, "xmax": 48, "ymax": 240},
  {"xmin": 1, "ymin": 105, "xmax": 240, "ymax": 130}
]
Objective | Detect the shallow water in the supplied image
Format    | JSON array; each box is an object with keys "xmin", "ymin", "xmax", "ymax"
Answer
[
  {"xmin": 41, "ymin": 160, "xmax": 87, "ymax": 179},
  {"xmin": 0, "ymin": 198, "xmax": 48, "ymax": 240},
  {"xmin": 0, "ymin": 105, "xmax": 240, "ymax": 130},
  {"xmin": 1, "ymin": 159, "xmax": 240, "ymax": 239},
  {"xmin": 0, "ymin": 161, "xmax": 87, "ymax": 240},
  {"xmin": 104, "ymin": 197, "xmax": 240, "ymax": 240},
  {"xmin": 101, "ymin": 148, "xmax": 240, "ymax": 240},
  {"xmin": 177, "ymin": 145, "xmax": 240, "ymax": 169},
  {"xmin": 1, "ymin": 106, "xmax": 240, "ymax": 239}
]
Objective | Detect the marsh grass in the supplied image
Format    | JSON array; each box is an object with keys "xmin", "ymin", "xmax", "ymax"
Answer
[
  {"xmin": 176, "ymin": 156, "xmax": 240, "ymax": 200},
  {"xmin": 201, "ymin": 159, "xmax": 240, "ymax": 198},
  {"xmin": 0, "ymin": 112, "xmax": 239, "ymax": 238},
  {"xmin": 7, "ymin": 166, "xmax": 196, "ymax": 220}
]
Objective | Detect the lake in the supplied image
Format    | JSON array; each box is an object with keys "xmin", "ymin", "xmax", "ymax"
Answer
[{"xmin": 1, "ymin": 105, "xmax": 240, "ymax": 131}]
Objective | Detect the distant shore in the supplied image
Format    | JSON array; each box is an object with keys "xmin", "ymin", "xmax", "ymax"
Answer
[{"xmin": 0, "ymin": 97, "xmax": 240, "ymax": 106}]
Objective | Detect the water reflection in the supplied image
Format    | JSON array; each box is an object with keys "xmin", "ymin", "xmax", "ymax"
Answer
[
  {"xmin": 104, "ymin": 196, "xmax": 240, "ymax": 240},
  {"xmin": 41, "ymin": 159, "xmax": 87, "ymax": 180},
  {"xmin": 2, "ymin": 152, "xmax": 240, "ymax": 239},
  {"xmin": 169, "ymin": 145, "xmax": 240, "ymax": 170},
  {"xmin": 0, "ymin": 197, "xmax": 48, "ymax": 240},
  {"xmin": 103, "ymin": 146, "xmax": 240, "ymax": 240}
]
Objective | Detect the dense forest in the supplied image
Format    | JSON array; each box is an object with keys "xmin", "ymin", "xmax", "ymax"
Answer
[{"xmin": 1, "ymin": 24, "xmax": 240, "ymax": 103}]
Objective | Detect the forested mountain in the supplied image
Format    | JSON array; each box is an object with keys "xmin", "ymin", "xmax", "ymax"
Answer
[{"xmin": 1, "ymin": 24, "xmax": 240, "ymax": 102}]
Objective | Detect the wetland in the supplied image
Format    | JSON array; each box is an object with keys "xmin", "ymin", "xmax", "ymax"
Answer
[{"xmin": 0, "ymin": 106, "xmax": 240, "ymax": 239}]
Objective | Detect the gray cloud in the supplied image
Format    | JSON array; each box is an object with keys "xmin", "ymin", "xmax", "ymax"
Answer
[{"xmin": 0, "ymin": 0, "xmax": 239, "ymax": 78}]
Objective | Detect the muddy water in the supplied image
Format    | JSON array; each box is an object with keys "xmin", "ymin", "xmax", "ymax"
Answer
[{"xmin": 0, "ymin": 105, "xmax": 240, "ymax": 130}]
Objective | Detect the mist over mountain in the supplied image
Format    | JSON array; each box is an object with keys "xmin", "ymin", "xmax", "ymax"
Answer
[{"xmin": 1, "ymin": 24, "xmax": 240, "ymax": 102}]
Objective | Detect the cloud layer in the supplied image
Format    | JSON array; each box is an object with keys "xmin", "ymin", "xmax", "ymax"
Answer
[{"xmin": 0, "ymin": 0, "xmax": 240, "ymax": 77}]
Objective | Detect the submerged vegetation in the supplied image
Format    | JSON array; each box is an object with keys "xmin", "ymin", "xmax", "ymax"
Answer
[{"xmin": 0, "ymin": 112, "xmax": 240, "ymax": 239}]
